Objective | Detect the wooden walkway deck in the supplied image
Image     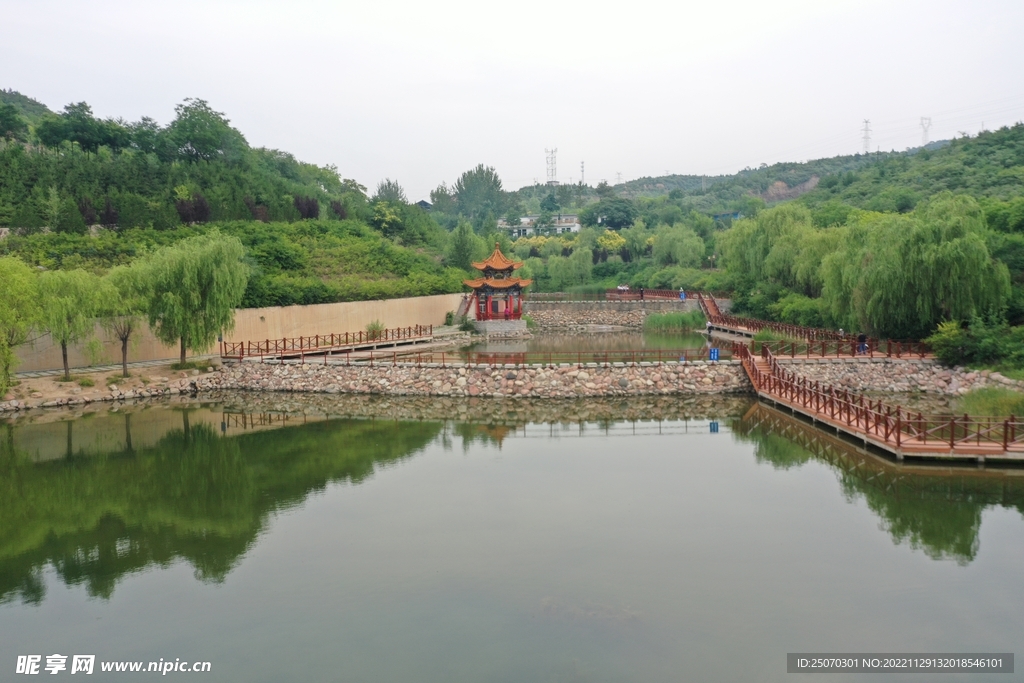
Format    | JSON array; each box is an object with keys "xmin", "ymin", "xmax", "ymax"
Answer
[
  {"xmin": 221, "ymin": 325, "xmax": 435, "ymax": 362},
  {"xmin": 737, "ymin": 344, "xmax": 1024, "ymax": 463}
]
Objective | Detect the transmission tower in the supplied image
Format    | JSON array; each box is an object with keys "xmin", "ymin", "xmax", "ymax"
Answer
[
  {"xmin": 861, "ymin": 120, "xmax": 872, "ymax": 154},
  {"xmin": 615, "ymin": 171, "xmax": 623, "ymax": 185},
  {"xmin": 545, "ymin": 148, "xmax": 558, "ymax": 186},
  {"xmin": 920, "ymin": 117, "xmax": 932, "ymax": 147},
  {"xmin": 580, "ymin": 161, "xmax": 585, "ymax": 185}
]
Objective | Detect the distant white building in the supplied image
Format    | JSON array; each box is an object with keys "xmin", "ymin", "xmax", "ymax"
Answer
[{"xmin": 498, "ymin": 214, "xmax": 581, "ymax": 238}]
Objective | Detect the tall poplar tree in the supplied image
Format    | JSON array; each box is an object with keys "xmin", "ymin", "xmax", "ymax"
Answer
[{"xmin": 142, "ymin": 232, "xmax": 249, "ymax": 365}]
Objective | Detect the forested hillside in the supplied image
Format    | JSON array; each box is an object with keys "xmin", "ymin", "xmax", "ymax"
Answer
[
  {"xmin": 0, "ymin": 92, "xmax": 466, "ymax": 307},
  {"xmin": 3, "ymin": 86, "xmax": 1024, "ymax": 366}
]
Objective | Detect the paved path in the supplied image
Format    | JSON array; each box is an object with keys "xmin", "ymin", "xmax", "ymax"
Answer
[{"xmin": 15, "ymin": 355, "xmax": 217, "ymax": 379}]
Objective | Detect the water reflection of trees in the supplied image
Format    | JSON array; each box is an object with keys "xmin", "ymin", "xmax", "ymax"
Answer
[
  {"xmin": 0, "ymin": 413, "xmax": 442, "ymax": 605},
  {"xmin": 733, "ymin": 404, "xmax": 1024, "ymax": 564}
]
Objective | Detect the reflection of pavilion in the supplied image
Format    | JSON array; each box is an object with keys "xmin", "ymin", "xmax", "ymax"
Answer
[{"xmin": 463, "ymin": 243, "xmax": 532, "ymax": 321}]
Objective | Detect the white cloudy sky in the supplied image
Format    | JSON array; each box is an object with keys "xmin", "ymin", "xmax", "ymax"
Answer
[{"xmin": 4, "ymin": 0, "xmax": 1024, "ymax": 200}]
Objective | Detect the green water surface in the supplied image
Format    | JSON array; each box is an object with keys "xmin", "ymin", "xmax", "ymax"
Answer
[{"xmin": 1, "ymin": 397, "xmax": 1021, "ymax": 682}]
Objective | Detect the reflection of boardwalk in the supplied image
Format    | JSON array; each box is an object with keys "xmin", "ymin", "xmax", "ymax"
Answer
[
  {"xmin": 736, "ymin": 402, "xmax": 1024, "ymax": 562},
  {"xmin": 739, "ymin": 402, "xmax": 1024, "ymax": 478},
  {"xmin": 739, "ymin": 346, "xmax": 1024, "ymax": 463}
]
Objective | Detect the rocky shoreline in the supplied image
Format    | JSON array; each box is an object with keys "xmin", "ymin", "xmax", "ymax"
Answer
[
  {"xmin": 4, "ymin": 356, "xmax": 1024, "ymax": 417},
  {"xmin": 777, "ymin": 358, "xmax": 1022, "ymax": 394},
  {"xmin": 191, "ymin": 360, "xmax": 750, "ymax": 398}
]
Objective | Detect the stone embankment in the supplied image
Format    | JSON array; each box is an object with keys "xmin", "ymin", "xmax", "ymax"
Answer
[
  {"xmin": 777, "ymin": 358, "xmax": 1024, "ymax": 395},
  {"xmin": 192, "ymin": 360, "xmax": 750, "ymax": 398},
  {"xmin": 527, "ymin": 307, "xmax": 649, "ymax": 328},
  {"xmin": 1, "ymin": 371, "xmax": 211, "ymax": 413},
  {"xmin": 524, "ymin": 300, "xmax": 708, "ymax": 329},
  {"xmin": 5, "ymin": 356, "xmax": 1024, "ymax": 417}
]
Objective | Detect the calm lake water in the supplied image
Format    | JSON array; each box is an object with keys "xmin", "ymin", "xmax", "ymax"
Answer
[
  {"xmin": 2, "ymin": 395, "xmax": 1022, "ymax": 682},
  {"xmin": 465, "ymin": 330, "xmax": 716, "ymax": 363}
]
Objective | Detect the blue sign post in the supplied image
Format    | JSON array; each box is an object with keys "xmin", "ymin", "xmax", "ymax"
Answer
[
  {"xmin": 709, "ymin": 347, "xmax": 719, "ymax": 362},
  {"xmin": 709, "ymin": 421, "xmax": 719, "ymax": 433}
]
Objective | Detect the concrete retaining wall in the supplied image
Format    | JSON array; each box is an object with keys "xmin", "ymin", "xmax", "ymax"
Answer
[{"xmin": 14, "ymin": 293, "xmax": 464, "ymax": 373}]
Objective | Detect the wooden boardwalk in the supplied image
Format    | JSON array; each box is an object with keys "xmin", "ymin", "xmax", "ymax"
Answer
[
  {"xmin": 221, "ymin": 325, "xmax": 435, "ymax": 362},
  {"xmin": 737, "ymin": 344, "xmax": 1024, "ymax": 463}
]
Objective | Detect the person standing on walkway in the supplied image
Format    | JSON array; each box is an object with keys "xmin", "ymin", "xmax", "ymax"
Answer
[{"xmin": 857, "ymin": 332, "xmax": 867, "ymax": 354}]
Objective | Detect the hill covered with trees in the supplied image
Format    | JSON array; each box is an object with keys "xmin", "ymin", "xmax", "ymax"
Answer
[
  {"xmin": 4, "ymin": 86, "xmax": 1024, "ymax": 363},
  {"xmin": 0, "ymin": 92, "xmax": 468, "ymax": 308}
]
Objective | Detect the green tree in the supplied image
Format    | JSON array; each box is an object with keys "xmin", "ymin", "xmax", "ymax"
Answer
[
  {"xmin": 0, "ymin": 103, "xmax": 28, "ymax": 141},
  {"xmin": 372, "ymin": 179, "xmax": 407, "ymax": 204},
  {"xmin": 652, "ymin": 226, "xmax": 705, "ymax": 268},
  {"xmin": 565, "ymin": 247, "xmax": 593, "ymax": 286},
  {"xmin": 446, "ymin": 220, "xmax": 479, "ymax": 271},
  {"xmin": 540, "ymin": 192, "xmax": 559, "ymax": 213},
  {"xmin": 821, "ymin": 194, "xmax": 1010, "ymax": 337},
  {"xmin": 166, "ymin": 98, "xmax": 248, "ymax": 164},
  {"xmin": 38, "ymin": 269, "xmax": 100, "ymax": 381},
  {"xmin": 454, "ymin": 164, "xmax": 505, "ymax": 221},
  {"xmin": 127, "ymin": 116, "xmax": 163, "ymax": 153},
  {"xmin": 620, "ymin": 220, "xmax": 651, "ymax": 261},
  {"xmin": 0, "ymin": 257, "xmax": 39, "ymax": 394},
  {"xmin": 98, "ymin": 265, "xmax": 147, "ymax": 378},
  {"xmin": 429, "ymin": 183, "xmax": 457, "ymax": 215},
  {"xmin": 142, "ymin": 232, "xmax": 249, "ymax": 365},
  {"xmin": 504, "ymin": 201, "xmax": 523, "ymax": 230},
  {"xmin": 579, "ymin": 198, "xmax": 637, "ymax": 229}
]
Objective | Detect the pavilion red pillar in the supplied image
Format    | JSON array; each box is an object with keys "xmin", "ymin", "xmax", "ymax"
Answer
[{"xmin": 485, "ymin": 295, "xmax": 492, "ymax": 320}]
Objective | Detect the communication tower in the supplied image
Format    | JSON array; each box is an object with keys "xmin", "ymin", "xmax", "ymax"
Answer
[
  {"xmin": 545, "ymin": 148, "xmax": 558, "ymax": 186},
  {"xmin": 580, "ymin": 161, "xmax": 585, "ymax": 185},
  {"xmin": 920, "ymin": 117, "xmax": 932, "ymax": 146},
  {"xmin": 861, "ymin": 120, "xmax": 872, "ymax": 154}
]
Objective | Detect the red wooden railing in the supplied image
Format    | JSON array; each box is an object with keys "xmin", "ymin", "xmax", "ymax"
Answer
[
  {"xmin": 757, "ymin": 339, "xmax": 930, "ymax": 359},
  {"xmin": 698, "ymin": 293, "xmax": 931, "ymax": 356},
  {"xmin": 221, "ymin": 325, "xmax": 433, "ymax": 360},
  {"xmin": 605, "ymin": 289, "xmax": 704, "ymax": 301},
  {"xmin": 736, "ymin": 343, "xmax": 1024, "ymax": 454}
]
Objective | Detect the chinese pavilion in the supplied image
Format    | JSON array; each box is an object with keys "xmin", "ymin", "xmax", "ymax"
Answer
[{"xmin": 464, "ymin": 243, "xmax": 532, "ymax": 320}]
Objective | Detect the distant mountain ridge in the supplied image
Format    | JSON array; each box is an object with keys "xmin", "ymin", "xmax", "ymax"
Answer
[{"xmin": 599, "ymin": 126, "xmax": 1020, "ymax": 216}]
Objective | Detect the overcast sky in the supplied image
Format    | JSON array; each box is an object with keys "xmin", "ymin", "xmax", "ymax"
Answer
[{"xmin": 4, "ymin": 0, "xmax": 1024, "ymax": 200}]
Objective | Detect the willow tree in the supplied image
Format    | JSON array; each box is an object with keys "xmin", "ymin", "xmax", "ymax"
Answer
[
  {"xmin": 98, "ymin": 264, "xmax": 147, "ymax": 378},
  {"xmin": 821, "ymin": 194, "xmax": 1010, "ymax": 338},
  {"xmin": 142, "ymin": 232, "xmax": 249, "ymax": 365},
  {"xmin": 718, "ymin": 203, "xmax": 813, "ymax": 287},
  {"xmin": 0, "ymin": 257, "xmax": 40, "ymax": 394},
  {"xmin": 38, "ymin": 269, "xmax": 101, "ymax": 381},
  {"xmin": 652, "ymin": 226, "xmax": 705, "ymax": 268}
]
